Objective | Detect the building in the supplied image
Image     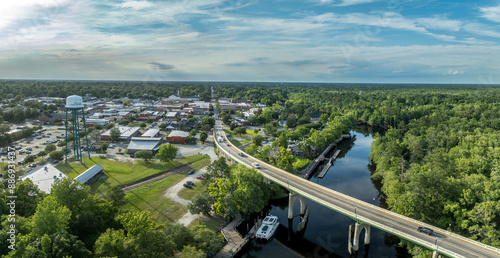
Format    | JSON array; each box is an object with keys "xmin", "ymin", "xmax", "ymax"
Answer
[
  {"xmin": 127, "ymin": 137, "xmax": 163, "ymax": 154},
  {"xmin": 166, "ymin": 130, "xmax": 190, "ymax": 143},
  {"xmin": 21, "ymin": 164, "xmax": 67, "ymax": 194},
  {"xmin": 74, "ymin": 164, "xmax": 104, "ymax": 185},
  {"xmin": 38, "ymin": 113, "xmax": 66, "ymax": 124},
  {"xmin": 85, "ymin": 118, "xmax": 109, "ymax": 128},
  {"xmin": 140, "ymin": 129, "xmax": 160, "ymax": 138},
  {"xmin": 100, "ymin": 126, "xmax": 141, "ymax": 141},
  {"xmin": 310, "ymin": 114, "xmax": 321, "ymax": 123}
]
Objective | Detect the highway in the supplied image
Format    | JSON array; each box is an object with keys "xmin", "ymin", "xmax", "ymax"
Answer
[{"xmin": 214, "ymin": 120, "xmax": 500, "ymax": 258}]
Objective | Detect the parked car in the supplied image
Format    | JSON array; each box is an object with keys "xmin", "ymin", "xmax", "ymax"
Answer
[
  {"xmin": 36, "ymin": 136, "xmax": 42, "ymax": 139},
  {"xmin": 129, "ymin": 154, "xmax": 135, "ymax": 158},
  {"xmin": 417, "ymin": 227, "xmax": 433, "ymax": 235},
  {"xmin": 19, "ymin": 150, "xmax": 25, "ymax": 154},
  {"xmin": 186, "ymin": 181, "xmax": 194, "ymax": 186},
  {"xmin": 183, "ymin": 183, "xmax": 192, "ymax": 188},
  {"xmin": 17, "ymin": 161, "xmax": 24, "ymax": 165},
  {"xmin": 188, "ymin": 170, "xmax": 194, "ymax": 175},
  {"xmin": 28, "ymin": 163, "xmax": 37, "ymax": 168},
  {"xmin": 25, "ymin": 151, "xmax": 31, "ymax": 154},
  {"xmin": 196, "ymin": 176, "xmax": 204, "ymax": 180},
  {"xmin": 26, "ymin": 147, "xmax": 32, "ymax": 151}
]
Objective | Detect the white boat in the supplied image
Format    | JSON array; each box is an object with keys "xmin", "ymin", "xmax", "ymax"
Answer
[{"xmin": 255, "ymin": 215, "xmax": 279, "ymax": 240}]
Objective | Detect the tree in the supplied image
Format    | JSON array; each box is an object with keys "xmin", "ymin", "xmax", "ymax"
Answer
[
  {"xmin": 159, "ymin": 123, "xmax": 166, "ymax": 130},
  {"xmin": 188, "ymin": 193, "xmax": 213, "ymax": 216},
  {"xmin": 24, "ymin": 155, "xmax": 35, "ymax": 163},
  {"xmin": 44, "ymin": 144, "xmax": 56, "ymax": 153},
  {"xmin": 32, "ymin": 196, "xmax": 72, "ymax": 236},
  {"xmin": 155, "ymin": 143, "xmax": 178, "ymax": 163},
  {"xmin": 251, "ymin": 135, "xmax": 264, "ymax": 146},
  {"xmin": 110, "ymin": 127, "xmax": 121, "ymax": 142},
  {"xmin": 105, "ymin": 187, "xmax": 126, "ymax": 207},
  {"xmin": 205, "ymin": 157, "xmax": 231, "ymax": 180},
  {"xmin": 190, "ymin": 129, "xmax": 197, "ymax": 136},
  {"xmin": 199, "ymin": 132, "xmax": 208, "ymax": 144},
  {"xmin": 185, "ymin": 136, "xmax": 197, "ymax": 144},
  {"xmin": 135, "ymin": 150, "xmax": 153, "ymax": 161},
  {"xmin": 94, "ymin": 124, "xmax": 103, "ymax": 130},
  {"xmin": 100, "ymin": 142, "xmax": 109, "ymax": 153},
  {"xmin": 94, "ymin": 228, "xmax": 128, "ymax": 257},
  {"xmin": 176, "ymin": 245, "xmax": 205, "ymax": 258},
  {"xmin": 234, "ymin": 126, "xmax": 247, "ymax": 135},
  {"xmin": 37, "ymin": 150, "xmax": 47, "ymax": 157},
  {"xmin": 201, "ymin": 116, "xmax": 215, "ymax": 129},
  {"xmin": 49, "ymin": 150, "xmax": 64, "ymax": 161},
  {"xmin": 14, "ymin": 179, "xmax": 46, "ymax": 217}
]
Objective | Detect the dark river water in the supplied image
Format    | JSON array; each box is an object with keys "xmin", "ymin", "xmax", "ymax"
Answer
[{"xmin": 236, "ymin": 129, "xmax": 410, "ymax": 258}]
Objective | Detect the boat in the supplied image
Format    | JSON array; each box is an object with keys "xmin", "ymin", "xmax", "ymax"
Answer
[{"xmin": 255, "ymin": 215, "xmax": 279, "ymax": 240}]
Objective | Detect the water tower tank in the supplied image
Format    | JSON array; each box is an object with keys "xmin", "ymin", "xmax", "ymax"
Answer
[{"xmin": 65, "ymin": 95, "xmax": 83, "ymax": 109}]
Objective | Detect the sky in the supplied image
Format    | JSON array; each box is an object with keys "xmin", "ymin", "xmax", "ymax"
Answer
[{"xmin": 1, "ymin": 0, "xmax": 500, "ymax": 83}]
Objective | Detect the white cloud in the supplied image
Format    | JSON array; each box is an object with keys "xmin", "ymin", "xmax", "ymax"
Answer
[
  {"xmin": 480, "ymin": 4, "xmax": 500, "ymax": 22},
  {"xmin": 463, "ymin": 22, "xmax": 500, "ymax": 38},
  {"xmin": 416, "ymin": 17, "xmax": 462, "ymax": 31},
  {"xmin": 336, "ymin": 0, "xmax": 378, "ymax": 7},
  {"xmin": 118, "ymin": 0, "xmax": 154, "ymax": 10}
]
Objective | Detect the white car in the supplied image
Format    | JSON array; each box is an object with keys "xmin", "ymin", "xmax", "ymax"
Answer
[{"xmin": 252, "ymin": 163, "xmax": 260, "ymax": 169}]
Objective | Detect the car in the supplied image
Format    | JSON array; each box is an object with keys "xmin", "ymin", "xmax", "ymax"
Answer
[
  {"xmin": 109, "ymin": 144, "xmax": 115, "ymax": 148},
  {"xmin": 227, "ymin": 143, "xmax": 231, "ymax": 146},
  {"xmin": 25, "ymin": 151, "xmax": 31, "ymax": 154},
  {"xmin": 196, "ymin": 176, "xmax": 204, "ymax": 180},
  {"xmin": 186, "ymin": 181, "xmax": 194, "ymax": 186},
  {"xmin": 252, "ymin": 163, "xmax": 260, "ymax": 169},
  {"xmin": 238, "ymin": 152, "xmax": 245, "ymax": 157},
  {"xmin": 183, "ymin": 183, "xmax": 192, "ymax": 188},
  {"xmin": 17, "ymin": 161, "xmax": 24, "ymax": 165},
  {"xmin": 417, "ymin": 227, "xmax": 433, "ymax": 235},
  {"xmin": 36, "ymin": 136, "xmax": 42, "ymax": 139},
  {"xmin": 19, "ymin": 150, "xmax": 25, "ymax": 154},
  {"xmin": 14, "ymin": 146, "xmax": 21, "ymax": 150},
  {"xmin": 28, "ymin": 163, "xmax": 37, "ymax": 168},
  {"xmin": 129, "ymin": 154, "xmax": 135, "ymax": 158},
  {"xmin": 47, "ymin": 132, "xmax": 52, "ymax": 135},
  {"xmin": 188, "ymin": 170, "xmax": 194, "ymax": 175},
  {"xmin": 26, "ymin": 147, "xmax": 32, "ymax": 151}
]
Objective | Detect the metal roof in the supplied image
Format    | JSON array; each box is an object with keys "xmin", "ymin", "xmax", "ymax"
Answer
[
  {"xmin": 127, "ymin": 138, "xmax": 162, "ymax": 151},
  {"xmin": 74, "ymin": 164, "xmax": 104, "ymax": 184}
]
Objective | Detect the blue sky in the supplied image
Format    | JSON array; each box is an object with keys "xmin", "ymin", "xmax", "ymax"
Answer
[{"xmin": 1, "ymin": 0, "xmax": 500, "ymax": 83}]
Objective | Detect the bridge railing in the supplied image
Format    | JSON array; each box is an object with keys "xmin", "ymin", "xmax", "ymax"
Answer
[{"xmin": 215, "ymin": 127, "xmax": 500, "ymax": 257}]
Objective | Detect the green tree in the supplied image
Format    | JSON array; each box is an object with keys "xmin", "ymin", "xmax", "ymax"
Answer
[
  {"xmin": 176, "ymin": 245, "xmax": 205, "ymax": 258},
  {"xmin": 110, "ymin": 127, "xmax": 121, "ymax": 142},
  {"xmin": 251, "ymin": 134, "xmax": 264, "ymax": 146},
  {"xmin": 23, "ymin": 155, "xmax": 35, "ymax": 164},
  {"xmin": 49, "ymin": 150, "xmax": 64, "ymax": 161},
  {"xmin": 159, "ymin": 123, "xmax": 166, "ymax": 130},
  {"xmin": 105, "ymin": 186, "xmax": 126, "ymax": 207},
  {"xmin": 201, "ymin": 116, "xmax": 215, "ymax": 129},
  {"xmin": 32, "ymin": 196, "xmax": 72, "ymax": 236},
  {"xmin": 199, "ymin": 132, "xmax": 208, "ymax": 144},
  {"xmin": 190, "ymin": 129, "xmax": 197, "ymax": 136},
  {"xmin": 234, "ymin": 126, "xmax": 247, "ymax": 135},
  {"xmin": 188, "ymin": 193, "xmax": 213, "ymax": 216},
  {"xmin": 205, "ymin": 157, "xmax": 231, "ymax": 180},
  {"xmin": 93, "ymin": 228, "xmax": 128, "ymax": 257},
  {"xmin": 44, "ymin": 144, "xmax": 56, "ymax": 153},
  {"xmin": 37, "ymin": 150, "xmax": 47, "ymax": 157},
  {"xmin": 155, "ymin": 143, "xmax": 178, "ymax": 162},
  {"xmin": 13, "ymin": 179, "xmax": 46, "ymax": 217},
  {"xmin": 100, "ymin": 142, "xmax": 109, "ymax": 153},
  {"xmin": 135, "ymin": 150, "xmax": 153, "ymax": 161}
]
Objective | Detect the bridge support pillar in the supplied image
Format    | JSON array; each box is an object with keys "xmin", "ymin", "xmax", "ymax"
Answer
[
  {"xmin": 432, "ymin": 251, "xmax": 441, "ymax": 258},
  {"xmin": 288, "ymin": 193, "xmax": 306, "ymax": 219},
  {"xmin": 351, "ymin": 222, "xmax": 370, "ymax": 252}
]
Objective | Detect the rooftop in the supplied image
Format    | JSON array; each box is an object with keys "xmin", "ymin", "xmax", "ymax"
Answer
[{"xmin": 21, "ymin": 164, "xmax": 67, "ymax": 194}]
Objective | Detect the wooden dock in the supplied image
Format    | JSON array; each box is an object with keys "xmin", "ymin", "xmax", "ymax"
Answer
[
  {"xmin": 215, "ymin": 215, "xmax": 248, "ymax": 258},
  {"xmin": 301, "ymin": 143, "xmax": 335, "ymax": 179},
  {"xmin": 318, "ymin": 150, "xmax": 341, "ymax": 178}
]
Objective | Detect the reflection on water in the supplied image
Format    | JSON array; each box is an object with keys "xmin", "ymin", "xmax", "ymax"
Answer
[{"xmin": 237, "ymin": 128, "xmax": 410, "ymax": 258}]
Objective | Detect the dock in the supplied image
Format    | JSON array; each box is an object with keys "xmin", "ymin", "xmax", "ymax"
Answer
[
  {"xmin": 301, "ymin": 143, "xmax": 335, "ymax": 179},
  {"xmin": 318, "ymin": 150, "xmax": 341, "ymax": 178},
  {"xmin": 215, "ymin": 215, "xmax": 249, "ymax": 258}
]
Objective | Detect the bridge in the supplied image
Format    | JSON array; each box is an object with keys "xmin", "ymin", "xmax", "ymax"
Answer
[{"xmin": 214, "ymin": 120, "xmax": 500, "ymax": 258}]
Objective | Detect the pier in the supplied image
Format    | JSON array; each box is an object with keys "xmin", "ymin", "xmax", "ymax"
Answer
[
  {"xmin": 318, "ymin": 149, "xmax": 340, "ymax": 178},
  {"xmin": 215, "ymin": 215, "xmax": 249, "ymax": 258}
]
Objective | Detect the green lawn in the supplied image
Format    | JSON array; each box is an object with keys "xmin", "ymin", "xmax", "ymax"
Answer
[
  {"xmin": 178, "ymin": 179, "xmax": 208, "ymax": 200},
  {"xmin": 122, "ymin": 174, "xmax": 187, "ymax": 224},
  {"xmin": 189, "ymin": 217, "xmax": 225, "ymax": 232},
  {"xmin": 56, "ymin": 154, "xmax": 209, "ymax": 196},
  {"xmin": 223, "ymin": 128, "xmax": 260, "ymax": 138}
]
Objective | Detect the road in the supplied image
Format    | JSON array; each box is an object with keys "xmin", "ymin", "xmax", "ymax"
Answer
[{"xmin": 214, "ymin": 119, "xmax": 500, "ymax": 258}]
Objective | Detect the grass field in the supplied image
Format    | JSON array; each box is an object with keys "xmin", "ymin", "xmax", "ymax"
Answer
[
  {"xmin": 178, "ymin": 179, "xmax": 208, "ymax": 200},
  {"xmin": 121, "ymin": 174, "xmax": 187, "ymax": 224},
  {"xmin": 56, "ymin": 154, "xmax": 210, "ymax": 196},
  {"xmin": 223, "ymin": 129, "xmax": 260, "ymax": 138},
  {"xmin": 189, "ymin": 217, "xmax": 225, "ymax": 232}
]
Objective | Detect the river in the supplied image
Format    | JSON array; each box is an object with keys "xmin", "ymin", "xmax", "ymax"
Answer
[{"xmin": 236, "ymin": 129, "xmax": 410, "ymax": 258}]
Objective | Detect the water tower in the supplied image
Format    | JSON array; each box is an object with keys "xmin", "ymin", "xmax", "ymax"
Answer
[{"xmin": 65, "ymin": 95, "xmax": 90, "ymax": 164}]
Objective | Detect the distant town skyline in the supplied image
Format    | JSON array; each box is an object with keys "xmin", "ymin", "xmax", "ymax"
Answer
[{"xmin": 1, "ymin": 0, "xmax": 500, "ymax": 84}]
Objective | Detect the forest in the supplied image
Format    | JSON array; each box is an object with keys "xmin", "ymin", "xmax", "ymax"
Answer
[{"xmin": 2, "ymin": 80, "xmax": 500, "ymax": 256}]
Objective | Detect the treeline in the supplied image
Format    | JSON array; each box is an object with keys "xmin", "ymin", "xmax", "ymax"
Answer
[{"xmin": 0, "ymin": 178, "xmax": 223, "ymax": 257}]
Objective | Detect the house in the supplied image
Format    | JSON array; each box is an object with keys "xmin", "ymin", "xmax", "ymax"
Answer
[
  {"xmin": 21, "ymin": 164, "xmax": 67, "ymax": 194},
  {"xmin": 166, "ymin": 130, "xmax": 190, "ymax": 143},
  {"xmin": 310, "ymin": 114, "xmax": 321, "ymax": 123},
  {"xmin": 85, "ymin": 118, "xmax": 109, "ymax": 128},
  {"xmin": 74, "ymin": 164, "xmax": 104, "ymax": 185},
  {"xmin": 127, "ymin": 137, "xmax": 163, "ymax": 154},
  {"xmin": 100, "ymin": 126, "xmax": 141, "ymax": 141}
]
